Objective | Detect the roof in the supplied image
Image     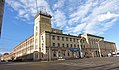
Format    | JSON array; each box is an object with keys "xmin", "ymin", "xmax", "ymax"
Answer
[
  {"xmin": 34, "ymin": 11, "xmax": 52, "ymax": 19},
  {"xmin": 45, "ymin": 31, "xmax": 79, "ymax": 38},
  {"xmin": 104, "ymin": 41, "xmax": 115, "ymax": 44},
  {"xmin": 14, "ymin": 34, "xmax": 34, "ymax": 49},
  {"xmin": 80, "ymin": 33, "xmax": 104, "ymax": 39}
]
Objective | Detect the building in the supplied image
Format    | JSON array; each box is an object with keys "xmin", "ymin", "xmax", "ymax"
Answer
[
  {"xmin": 0, "ymin": 0, "xmax": 5, "ymax": 35},
  {"xmin": 13, "ymin": 35, "xmax": 34, "ymax": 61},
  {"xmin": 80, "ymin": 34, "xmax": 116, "ymax": 57},
  {"xmin": 2, "ymin": 11, "xmax": 117, "ymax": 61},
  {"xmin": 0, "ymin": 53, "xmax": 11, "ymax": 61}
]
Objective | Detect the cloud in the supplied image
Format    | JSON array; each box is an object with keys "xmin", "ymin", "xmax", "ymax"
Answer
[
  {"xmin": 84, "ymin": 18, "xmax": 118, "ymax": 34},
  {"xmin": 6, "ymin": 0, "xmax": 52, "ymax": 21},
  {"xmin": 52, "ymin": 10, "xmax": 67, "ymax": 29},
  {"xmin": 82, "ymin": 11, "xmax": 119, "ymax": 34},
  {"xmin": 68, "ymin": 0, "xmax": 97, "ymax": 25},
  {"xmin": 97, "ymin": 12, "xmax": 119, "ymax": 22},
  {"xmin": 67, "ymin": 0, "xmax": 119, "ymax": 35},
  {"xmin": 52, "ymin": 0, "xmax": 65, "ymax": 10},
  {"xmin": 52, "ymin": 0, "xmax": 67, "ymax": 29},
  {"xmin": 5, "ymin": 0, "xmax": 119, "ymax": 35}
]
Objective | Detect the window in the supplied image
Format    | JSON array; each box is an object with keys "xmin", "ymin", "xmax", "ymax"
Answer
[
  {"xmin": 70, "ymin": 44, "xmax": 72, "ymax": 47},
  {"xmin": 53, "ymin": 43, "xmax": 55, "ymax": 47},
  {"xmin": 36, "ymin": 26, "xmax": 38, "ymax": 31},
  {"xmin": 77, "ymin": 39, "xmax": 79, "ymax": 42},
  {"xmin": 53, "ymin": 51, "xmax": 56, "ymax": 57},
  {"xmin": 52, "ymin": 36, "xmax": 55, "ymax": 40},
  {"xmin": 83, "ymin": 40, "xmax": 85, "ymax": 43},
  {"xmin": 70, "ymin": 38, "xmax": 72, "ymax": 41},
  {"xmin": 66, "ymin": 37, "xmax": 68, "ymax": 41},
  {"xmin": 84, "ymin": 45, "xmax": 85, "ymax": 48},
  {"xmin": 80, "ymin": 39, "xmax": 82, "ymax": 43},
  {"xmin": 32, "ymin": 38, "xmax": 34, "ymax": 42},
  {"xmin": 68, "ymin": 52, "xmax": 70, "ymax": 56},
  {"xmin": 73, "ymin": 38, "xmax": 75, "ymax": 42},
  {"xmin": 77, "ymin": 45, "xmax": 79, "ymax": 48},
  {"xmin": 42, "ymin": 43, "xmax": 44, "ymax": 47},
  {"xmin": 53, "ymin": 53, "xmax": 56, "ymax": 57},
  {"xmin": 30, "ymin": 39, "xmax": 32, "ymax": 43},
  {"xmin": 35, "ymin": 53, "xmax": 38, "ymax": 58},
  {"xmin": 42, "ymin": 36, "xmax": 43, "ymax": 40},
  {"xmin": 67, "ymin": 44, "xmax": 69, "ymax": 47},
  {"xmin": 63, "ymin": 51, "xmax": 65, "ymax": 56},
  {"xmin": 36, "ymin": 32, "xmax": 38, "ymax": 36},
  {"xmin": 62, "ymin": 37, "xmax": 64, "ymax": 41},
  {"xmin": 58, "ymin": 43, "xmax": 60, "ymax": 47},
  {"xmin": 57, "ymin": 36, "xmax": 60, "ymax": 40},
  {"xmin": 81, "ymin": 45, "xmax": 82, "ymax": 48},
  {"xmin": 59, "ymin": 51, "xmax": 60, "ymax": 53},
  {"xmin": 74, "ymin": 44, "xmax": 76, "ymax": 48},
  {"xmin": 41, "ymin": 53, "xmax": 43, "ymax": 58},
  {"xmin": 62, "ymin": 44, "xmax": 65, "ymax": 47}
]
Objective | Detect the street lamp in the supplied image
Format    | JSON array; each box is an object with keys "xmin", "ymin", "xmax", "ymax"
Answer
[
  {"xmin": 96, "ymin": 39, "xmax": 103, "ymax": 58},
  {"xmin": 78, "ymin": 38, "xmax": 83, "ymax": 58},
  {"xmin": 114, "ymin": 44, "xmax": 117, "ymax": 57}
]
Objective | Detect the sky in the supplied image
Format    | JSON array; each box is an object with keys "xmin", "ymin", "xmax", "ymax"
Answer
[{"xmin": 0, "ymin": 0, "xmax": 119, "ymax": 54}]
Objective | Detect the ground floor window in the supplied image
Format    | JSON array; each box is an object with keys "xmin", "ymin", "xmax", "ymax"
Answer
[
  {"xmin": 53, "ymin": 51, "xmax": 57, "ymax": 57},
  {"xmin": 68, "ymin": 51, "xmax": 70, "ymax": 56},
  {"xmin": 35, "ymin": 53, "xmax": 38, "ymax": 58},
  {"xmin": 41, "ymin": 53, "xmax": 43, "ymax": 58},
  {"xmin": 62, "ymin": 51, "xmax": 65, "ymax": 56}
]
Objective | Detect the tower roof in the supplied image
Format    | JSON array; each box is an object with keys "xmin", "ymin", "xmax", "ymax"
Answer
[{"xmin": 34, "ymin": 11, "xmax": 52, "ymax": 19}]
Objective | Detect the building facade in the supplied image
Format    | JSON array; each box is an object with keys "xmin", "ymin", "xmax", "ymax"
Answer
[
  {"xmin": 0, "ymin": 0, "xmax": 5, "ymax": 35},
  {"xmin": 0, "ymin": 53, "xmax": 11, "ymax": 61},
  {"xmin": 2, "ymin": 12, "xmax": 117, "ymax": 61},
  {"xmin": 13, "ymin": 35, "xmax": 34, "ymax": 61}
]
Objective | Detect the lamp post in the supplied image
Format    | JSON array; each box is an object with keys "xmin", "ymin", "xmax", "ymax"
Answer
[
  {"xmin": 48, "ymin": 33, "xmax": 51, "ymax": 61},
  {"xmin": 114, "ymin": 44, "xmax": 117, "ymax": 57},
  {"xmin": 96, "ymin": 39, "xmax": 102, "ymax": 58},
  {"xmin": 78, "ymin": 38, "xmax": 83, "ymax": 58}
]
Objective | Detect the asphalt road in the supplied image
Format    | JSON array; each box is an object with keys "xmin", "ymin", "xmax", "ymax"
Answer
[{"xmin": 0, "ymin": 57, "xmax": 119, "ymax": 70}]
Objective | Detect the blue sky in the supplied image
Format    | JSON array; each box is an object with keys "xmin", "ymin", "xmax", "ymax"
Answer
[{"xmin": 0, "ymin": 0, "xmax": 119, "ymax": 54}]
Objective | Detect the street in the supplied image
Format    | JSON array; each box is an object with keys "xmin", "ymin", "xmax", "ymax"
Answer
[{"xmin": 0, "ymin": 57, "xmax": 119, "ymax": 70}]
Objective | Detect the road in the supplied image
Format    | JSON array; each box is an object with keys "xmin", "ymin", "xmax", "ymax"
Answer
[{"xmin": 0, "ymin": 57, "xmax": 119, "ymax": 70}]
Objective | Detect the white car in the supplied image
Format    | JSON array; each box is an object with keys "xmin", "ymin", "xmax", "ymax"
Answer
[{"xmin": 58, "ymin": 57, "xmax": 65, "ymax": 60}]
